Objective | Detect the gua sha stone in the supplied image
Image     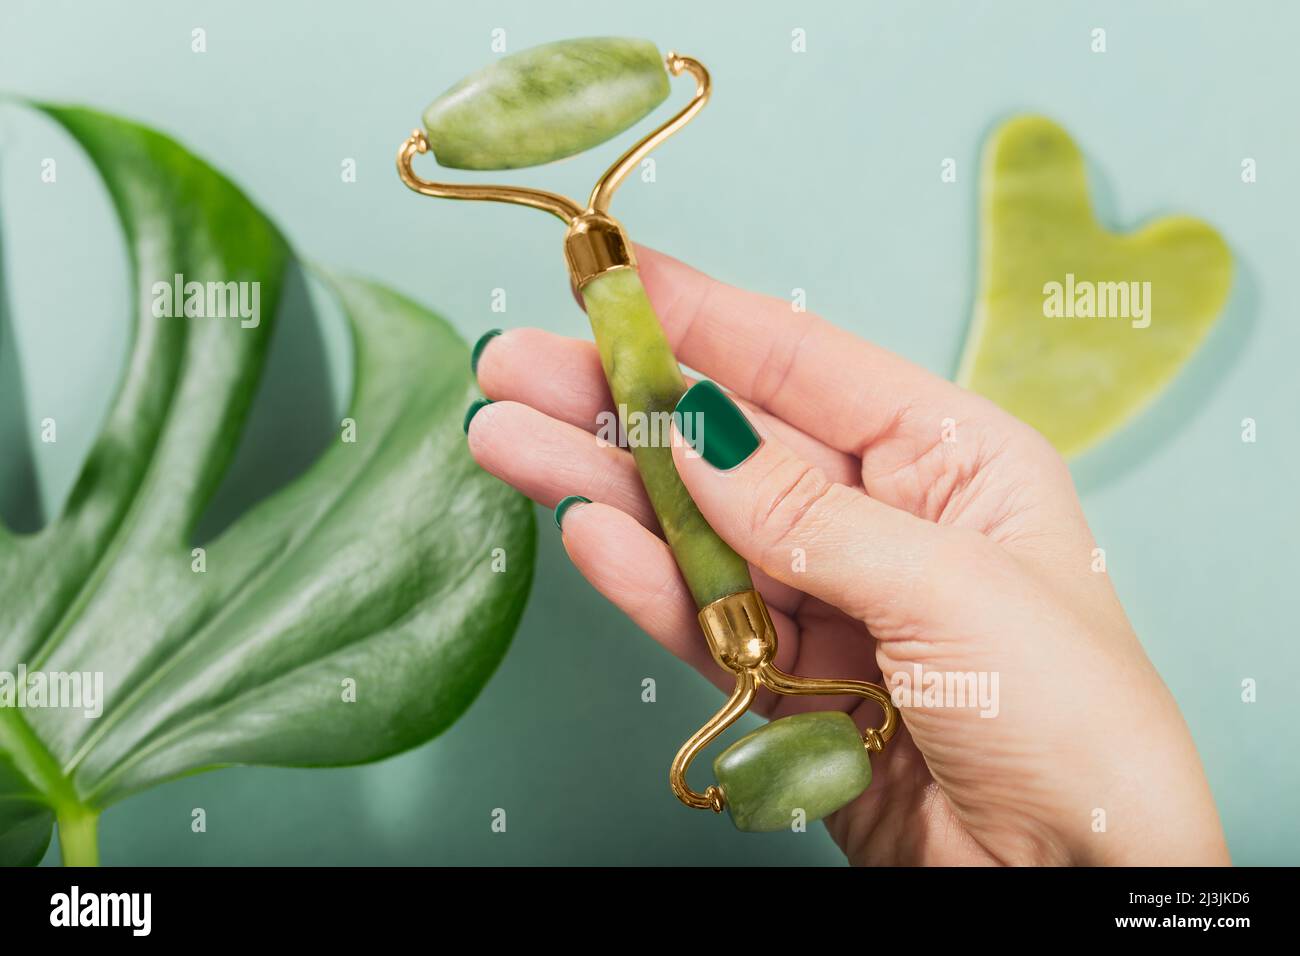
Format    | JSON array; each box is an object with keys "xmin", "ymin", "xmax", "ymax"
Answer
[
  {"xmin": 422, "ymin": 37, "xmax": 670, "ymax": 170},
  {"xmin": 956, "ymin": 115, "xmax": 1233, "ymax": 457}
]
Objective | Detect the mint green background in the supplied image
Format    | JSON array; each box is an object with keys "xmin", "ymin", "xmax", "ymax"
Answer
[{"xmin": 1, "ymin": 0, "xmax": 1296, "ymax": 865}]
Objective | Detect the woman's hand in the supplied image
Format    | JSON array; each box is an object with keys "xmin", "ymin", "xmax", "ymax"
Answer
[{"xmin": 465, "ymin": 246, "xmax": 1229, "ymax": 866}]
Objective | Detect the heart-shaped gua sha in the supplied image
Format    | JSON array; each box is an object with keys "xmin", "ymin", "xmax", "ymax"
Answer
[{"xmin": 956, "ymin": 116, "xmax": 1232, "ymax": 457}]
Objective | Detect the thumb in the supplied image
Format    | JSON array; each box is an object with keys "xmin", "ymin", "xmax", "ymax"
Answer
[{"xmin": 671, "ymin": 380, "xmax": 978, "ymax": 633}]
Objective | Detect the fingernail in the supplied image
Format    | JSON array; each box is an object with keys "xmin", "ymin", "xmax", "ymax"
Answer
[
  {"xmin": 673, "ymin": 380, "xmax": 760, "ymax": 470},
  {"xmin": 554, "ymin": 495, "xmax": 591, "ymax": 529},
  {"xmin": 470, "ymin": 328, "xmax": 503, "ymax": 373},
  {"xmin": 463, "ymin": 398, "xmax": 493, "ymax": 433}
]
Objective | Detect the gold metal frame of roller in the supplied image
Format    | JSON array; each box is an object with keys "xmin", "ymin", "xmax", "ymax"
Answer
[{"xmin": 397, "ymin": 52, "xmax": 899, "ymax": 813}]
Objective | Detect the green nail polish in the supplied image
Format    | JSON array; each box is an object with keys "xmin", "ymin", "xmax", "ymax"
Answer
[
  {"xmin": 463, "ymin": 398, "xmax": 492, "ymax": 433},
  {"xmin": 470, "ymin": 328, "xmax": 502, "ymax": 373},
  {"xmin": 554, "ymin": 495, "xmax": 591, "ymax": 529},
  {"xmin": 674, "ymin": 380, "xmax": 760, "ymax": 470}
]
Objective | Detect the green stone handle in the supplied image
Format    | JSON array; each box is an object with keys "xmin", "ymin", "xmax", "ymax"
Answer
[
  {"xmin": 712, "ymin": 711, "xmax": 873, "ymax": 832},
  {"xmin": 422, "ymin": 37, "xmax": 670, "ymax": 170},
  {"xmin": 580, "ymin": 268, "xmax": 753, "ymax": 608}
]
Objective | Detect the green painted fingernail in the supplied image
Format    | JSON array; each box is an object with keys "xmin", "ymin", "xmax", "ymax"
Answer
[
  {"xmin": 463, "ymin": 398, "xmax": 492, "ymax": 433},
  {"xmin": 554, "ymin": 495, "xmax": 591, "ymax": 529},
  {"xmin": 470, "ymin": 328, "xmax": 502, "ymax": 373},
  {"xmin": 674, "ymin": 380, "xmax": 760, "ymax": 470}
]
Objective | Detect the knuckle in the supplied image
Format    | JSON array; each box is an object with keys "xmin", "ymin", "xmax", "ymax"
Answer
[
  {"xmin": 1007, "ymin": 418, "xmax": 1070, "ymax": 477},
  {"xmin": 748, "ymin": 458, "xmax": 837, "ymax": 551}
]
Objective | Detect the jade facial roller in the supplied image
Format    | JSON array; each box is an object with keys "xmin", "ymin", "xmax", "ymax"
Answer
[{"xmin": 398, "ymin": 37, "xmax": 898, "ymax": 832}]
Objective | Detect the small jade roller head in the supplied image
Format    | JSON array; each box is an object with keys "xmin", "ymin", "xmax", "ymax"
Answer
[
  {"xmin": 421, "ymin": 37, "xmax": 671, "ymax": 170},
  {"xmin": 396, "ymin": 39, "xmax": 898, "ymax": 832}
]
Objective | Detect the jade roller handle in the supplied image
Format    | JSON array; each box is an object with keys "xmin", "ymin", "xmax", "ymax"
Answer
[{"xmin": 579, "ymin": 268, "xmax": 752, "ymax": 608}]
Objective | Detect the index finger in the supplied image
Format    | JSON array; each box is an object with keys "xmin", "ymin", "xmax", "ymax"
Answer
[{"xmin": 636, "ymin": 245, "xmax": 984, "ymax": 456}]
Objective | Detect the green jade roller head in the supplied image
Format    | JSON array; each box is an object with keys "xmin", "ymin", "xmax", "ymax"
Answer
[{"xmin": 398, "ymin": 37, "xmax": 898, "ymax": 832}]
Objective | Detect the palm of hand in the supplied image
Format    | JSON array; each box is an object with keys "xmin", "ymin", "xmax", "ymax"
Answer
[{"xmin": 758, "ymin": 412, "xmax": 1086, "ymax": 866}]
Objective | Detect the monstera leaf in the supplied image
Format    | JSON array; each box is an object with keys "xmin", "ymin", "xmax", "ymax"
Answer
[{"xmin": 0, "ymin": 107, "xmax": 534, "ymax": 865}]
